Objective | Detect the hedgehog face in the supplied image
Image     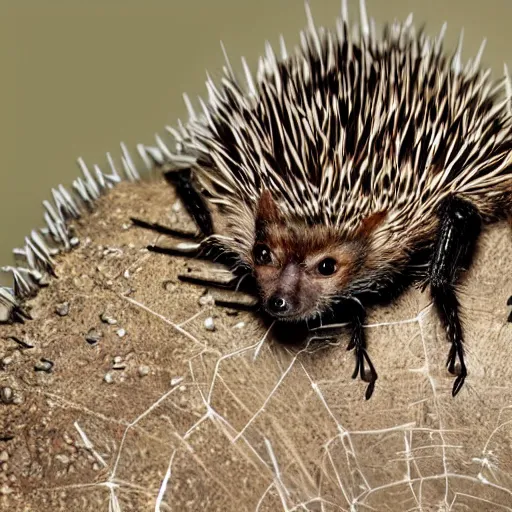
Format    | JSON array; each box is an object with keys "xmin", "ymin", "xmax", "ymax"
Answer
[{"xmin": 251, "ymin": 190, "xmax": 363, "ymax": 321}]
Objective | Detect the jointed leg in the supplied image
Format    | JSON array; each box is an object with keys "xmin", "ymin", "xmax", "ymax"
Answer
[
  {"xmin": 345, "ymin": 299, "xmax": 378, "ymax": 400},
  {"xmin": 131, "ymin": 167, "xmax": 213, "ymax": 241},
  {"xmin": 131, "ymin": 167, "xmax": 213, "ymax": 258},
  {"xmin": 130, "ymin": 217, "xmax": 201, "ymax": 240},
  {"xmin": 163, "ymin": 169, "xmax": 214, "ymax": 237},
  {"xmin": 428, "ymin": 195, "xmax": 481, "ymax": 396},
  {"xmin": 131, "ymin": 167, "xmax": 258, "ymax": 304}
]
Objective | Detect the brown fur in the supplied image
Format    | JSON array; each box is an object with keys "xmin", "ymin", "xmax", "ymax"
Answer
[{"xmin": 251, "ymin": 192, "xmax": 371, "ymax": 320}]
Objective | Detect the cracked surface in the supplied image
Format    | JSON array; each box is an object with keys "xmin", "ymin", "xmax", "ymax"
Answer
[{"xmin": 1, "ymin": 176, "xmax": 511, "ymax": 511}]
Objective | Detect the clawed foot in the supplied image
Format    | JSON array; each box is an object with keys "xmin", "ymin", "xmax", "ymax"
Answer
[
  {"xmin": 132, "ymin": 216, "xmax": 259, "ymax": 312},
  {"xmin": 446, "ymin": 344, "xmax": 467, "ymax": 397},
  {"xmin": 347, "ymin": 338, "xmax": 378, "ymax": 400}
]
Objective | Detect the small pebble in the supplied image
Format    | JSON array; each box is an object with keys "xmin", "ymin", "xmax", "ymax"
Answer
[
  {"xmin": 138, "ymin": 365, "xmax": 150, "ymax": 377},
  {"xmin": 100, "ymin": 313, "xmax": 117, "ymax": 325},
  {"xmin": 204, "ymin": 317, "xmax": 215, "ymax": 331},
  {"xmin": 233, "ymin": 322, "xmax": 246, "ymax": 329},
  {"xmin": 116, "ymin": 328, "xmax": 126, "ymax": 338},
  {"xmin": 104, "ymin": 373, "xmax": 113, "ymax": 384},
  {"xmin": 2, "ymin": 357, "xmax": 13, "ymax": 367},
  {"xmin": 56, "ymin": 454, "xmax": 70, "ymax": 465},
  {"xmin": 123, "ymin": 270, "xmax": 130, "ymax": 279},
  {"xmin": 163, "ymin": 280, "xmax": 177, "ymax": 292},
  {"xmin": 55, "ymin": 302, "xmax": 70, "ymax": 317},
  {"xmin": 85, "ymin": 329, "xmax": 102, "ymax": 345},
  {"xmin": 0, "ymin": 387, "xmax": 13, "ymax": 404},
  {"xmin": 121, "ymin": 223, "xmax": 131, "ymax": 230},
  {"xmin": 0, "ymin": 452, "xmax": 8, "ymax": 463},
  {"xmin": 171, "ymin": 377, "xmax": 183, "ymax": 386},
  {"xmin": 70, "ymin": 237, "xmax": 80, "ymax": 247},
  {"xmin": 34, "ymin": 359, "xmax": 53, "ymax": 373},
  {"xmin": 172, "ymin": 200, "xmax": 182, "ymax": 212},
  {"xmin": 112, "ymin": 356, "xmax": 125, "ymax": 370},
  {"xmin": 198, "ymin": 293, "xmax": 214, "ymax": 307},
  {"xmin": 0, "ymin": 484, "xmax": 12, "ymax": 496}
]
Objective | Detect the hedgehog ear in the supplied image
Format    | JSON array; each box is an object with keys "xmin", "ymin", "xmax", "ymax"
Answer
[
  {"xmin": 356, "ymin": 210, "xmax": 387, "ymax": 237},
  {"xmin": 256, "ymin": 189, "xmax": 284, "ymax": 226}
]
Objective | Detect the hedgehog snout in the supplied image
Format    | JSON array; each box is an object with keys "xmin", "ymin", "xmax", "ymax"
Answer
[
  {"xmin": 262, "ymin": 263, "xmax": 307, "ymax": 319},
  {"xmin": 267, "ymin": 295, "xmax": 290, "ymax": 314}
]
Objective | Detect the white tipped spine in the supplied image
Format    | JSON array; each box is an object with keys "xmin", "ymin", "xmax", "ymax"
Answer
[
  {"xmin": 183, "ymin": 93, "xmax": 197, "ymax": 122},
  {"xmin": 241, "ymin": 57, "xmax": 257, "ymax": 97},
  {"xmin": 504, "ymin": 64, "xmax": 512, "ymax": 116},
  {"xmin": 451, "ymin": 28, "xmax": 464, "ymax": 74},
  {"xmin": 359, "ymin": 0, "xmax": 369, "ymax": 39},
  {"xmin": 279, "ymin": 35, "xmax": 288, "ymax": 60},
  {"xmin": 341, "ymin": 0, "xmax": 348, "ymax": 24},
  {"xmin": 472, "ymin": 38, "xmax": 487, "ymax": 74}
]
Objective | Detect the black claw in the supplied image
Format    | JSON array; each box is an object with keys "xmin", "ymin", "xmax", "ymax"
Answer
[
  {"xmin": 452, "ymin": 369, "xmax": 466, "ymax": 397},
  {"xmin": 351, "ymin": 357, "xmax": 361, "ymax": 380},
  {"xmin": 446, "ymin": 345, "xmax": 457, "ymax": 374},
  {"xmin": 178, "ymin": 274, "xmax": 237, "ymax": 289},
  {"xmin": 365, "ymin": 380, "xmax": 376, "ymax": 400},
  {"xmin": 446, "ymin": 344, "xmax": 466, "ymax": 395},
  {"xmin": 147, "ymin": 244, "xmax": 200, "ymax": 258},
  {"xmin": 131, "ymin": 217, "xmax": 201, "ymax": 240},
  {"xmin": 350, "ymin": 345, "xmax": 378, "ymax": 398}
]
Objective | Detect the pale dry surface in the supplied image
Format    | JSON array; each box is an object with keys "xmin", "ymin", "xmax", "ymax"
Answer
[{"xmin": 0, "ymin": 177, "xmax": 511, "ymax": 511}]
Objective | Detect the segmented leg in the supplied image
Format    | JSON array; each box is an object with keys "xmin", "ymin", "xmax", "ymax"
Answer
[
  {"xmin": 163, "ymin": 168, "xmax": 214, "ymax": 237},
  {"xmin": 507, "ymin": 296, "xmax": 512, "ymax": 323},
  {"xmin": 344, "ymin": 300, "xmax": 378, "ymax": 400},
  {"xmin": 429, "ymin": 196, "xmax": 481, "ymax": 397},
  {"xmin": 130, "ymin": 217, "xmax": 201, "ymax": 240},
  {"xmin": 131, "ymin": 166, "xmax": 216, "ymax": 259},
  {"xmin": 131, "ymin": 167, "xmax": 258, "ymax": 301}
]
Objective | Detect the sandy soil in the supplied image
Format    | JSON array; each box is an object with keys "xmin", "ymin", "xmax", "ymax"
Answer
[{"xmin": 0, "ymin": 177, "xmax": 511, "ymax": 511}]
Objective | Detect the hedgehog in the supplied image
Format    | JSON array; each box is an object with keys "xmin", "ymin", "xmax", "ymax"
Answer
[{"xmin": 133, "ymin": 1, "xmax": 512, "ymax": 399}]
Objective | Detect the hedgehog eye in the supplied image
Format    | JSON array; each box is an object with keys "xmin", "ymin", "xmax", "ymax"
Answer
[
  {"xmin": 253, "ymin": 243, "xmax": 272, "ymax": 265},
  {"xmin": 317, "ymin": 257, "xmax": 337, "ymax": 276}
]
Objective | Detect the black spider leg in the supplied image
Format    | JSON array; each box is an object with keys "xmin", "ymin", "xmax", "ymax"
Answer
[
  {"xmin": 428, "ymin": 195, "xmax": 481, "ymax": 397},
  {"xmin": 507, "ymin": 296, "xmax": 512, "ymax": 323},
  {"xmin": 130, "ymin": 217, "xmax": 201, "ymax": 240},
  {"xmin": 131, "ymin": 167, "xmax": 213, "ymax": 238},
  {"xmin": 163, "ymin": 168, "xmax": 214, "ymax": 236},
  {"xmin": 340, "ymin": 298, "xmax": 378, "ymax": 400},
  {"xmin": 131, "ymin": 168, "xmax": 259, "ymax": 306},
  {"xmin": 131, "ymin": 167, "xmax": 216, "ymax": 259}
]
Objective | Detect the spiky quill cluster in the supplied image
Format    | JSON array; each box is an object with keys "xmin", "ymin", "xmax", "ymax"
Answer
[
  {"xmin": 1, "ymin": 1, "xmax": 511, "ymax": 326},
  {"xmin": 172, "ymin": 1, "xmax": 512, "ymax": 277}
]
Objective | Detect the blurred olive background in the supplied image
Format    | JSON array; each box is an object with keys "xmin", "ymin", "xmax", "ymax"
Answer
[{"xmin": 0, "ymin": 0, "xmax": 510, "ymax": 286}]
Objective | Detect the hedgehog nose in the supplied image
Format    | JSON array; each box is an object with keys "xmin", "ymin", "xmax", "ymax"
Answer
[{"xmin": 268, "ymin": 296, "xmax": 289, "ymax": 314}]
